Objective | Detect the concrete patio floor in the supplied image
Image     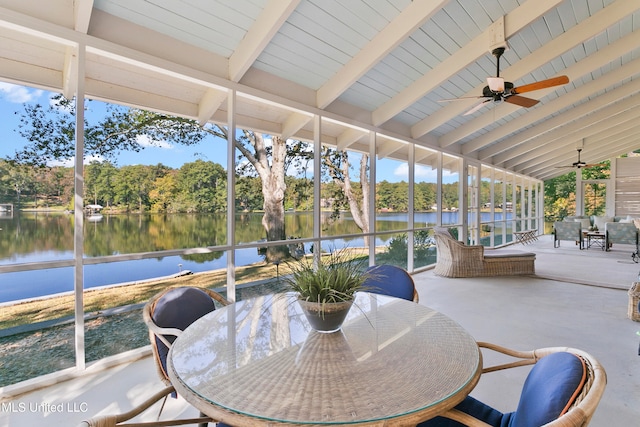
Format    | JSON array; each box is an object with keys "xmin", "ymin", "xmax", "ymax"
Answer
[{"xmin": 1, "ymin": 234, "xmax": 639, "ymax": 426}]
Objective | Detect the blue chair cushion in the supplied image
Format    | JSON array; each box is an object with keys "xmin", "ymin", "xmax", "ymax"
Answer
[
  {"xmin": 417, "ymin": 352, "xmax": 586, "ymax": 427},
  {"xmin": 416, "ymin": 396, "xmax": 508, "ymax": 427},
  {"xmin": 508, "ymin": 352, "xmax": 586, "ymax": 427},
  {"xmin": 152, "ymin": 287, "xmax": 217, "ymax": 376},
  {"xmin": 364, "ymin": 264, "xmax": 415, "ymax": 301}
]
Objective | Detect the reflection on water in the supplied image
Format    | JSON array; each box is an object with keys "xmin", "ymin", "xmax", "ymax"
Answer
[{"xmin": 0, "ymin": 211, "xmax": 511, "ymax": 302}]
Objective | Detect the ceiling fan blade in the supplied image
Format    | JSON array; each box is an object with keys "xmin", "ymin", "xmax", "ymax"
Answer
[
  {"xmin": 438, "ymin": 95, "xmax": 485, "ymax": 102},
  {"xmin": 504, "ymin": 95, "xmax": 539, "ymax": 108},
  {"xmin": 583, "ymin": 163, "xmax": 607, "ymax": 168},
  {"xmin": 512, "ymin": 75, "xmax": 569, "ymax": 94},
  {"xmin": 463, "ymin": 99, "xmax": 490, "ymax": 116}
]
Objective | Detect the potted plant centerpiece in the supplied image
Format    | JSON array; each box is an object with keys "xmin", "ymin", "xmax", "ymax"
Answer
[{"xmin": 284, "ymin": 248, "xmax": 369, "ymax": 333}]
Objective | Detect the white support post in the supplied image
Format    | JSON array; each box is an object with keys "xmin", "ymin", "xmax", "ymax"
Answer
[
  {"xmin": 73, "ymin": 43, "xmax": 85, "ymax": 371},
  {"xmin": 226, "ymin": 90, "xmax": 236, "ymax": 302},
  {"xmin": 407, "ymin": 144, "xmax": 415, "ymax": 271},
  {"xmin": 313, "ymin": 115, "xmax": 322, "ymax": 267},
  {"xmin": 368, "ymin": 131, "xmax": 376, "ymax": 263}
]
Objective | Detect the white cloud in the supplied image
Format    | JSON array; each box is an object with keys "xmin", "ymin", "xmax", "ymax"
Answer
[
  {"xmin": 393, "ymin": 163, "xmax": 409, "ymax": 179},
  {"xmin": 394, "ymin": 163, "xmax": 457, "ymax": 180},
  {"xmin": 395, "ymin": 163, "xmax": 439, "ymax": 179},
  {"xmin": 0, "ymin": 83, "xmax": 43, "ymax": 103},
  {"xmin": 136, "ymin": 134, "xmax": 172, "ymax": 149},
  {"xmin": 48, "ymin": 154, "xmax": 106, "ymax": 168}
]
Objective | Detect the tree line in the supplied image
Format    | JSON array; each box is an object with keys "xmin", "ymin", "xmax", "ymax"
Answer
[
  {"xmin": 0, "ymin": 157, "xmax": 466, "ymax": 214},
  {"xmin": 2, "ymin": 94, "xmax": 515, "ymax": 261}
]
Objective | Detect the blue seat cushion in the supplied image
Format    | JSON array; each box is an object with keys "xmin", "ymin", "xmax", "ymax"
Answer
[
  {"xmin": 364, "ymin": 264, "xmax": 415, "ymax": 301},
  {"xmin": 509, "ymin": 352, "xmax": 586, "ymax": 427},
  {"xmin": 417, "ymin": 352, "xmax": 586, "ymax": 427},
  {"xmin": 151, "ymin": 287, "xmax": 217, "ymax": 376},
  {"xmin": 416, "ymin": 396, "xmax": 508, "ymax": 427}
]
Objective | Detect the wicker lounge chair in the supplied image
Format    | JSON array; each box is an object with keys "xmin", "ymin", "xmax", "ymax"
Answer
[
  {"xmin": 78, "ymin": 287, "xmax": 232, "ymax": 427},
  {"xmin": 417, "ymin": 342, "xmax": 607, "ymax": 427},
  {"xmin": 433, "ymin": 227, "xmax": 535, "ymax": 278},
  {"xmin": 363, "ymin": 264, "xmax": 419, "ymax": 302}
]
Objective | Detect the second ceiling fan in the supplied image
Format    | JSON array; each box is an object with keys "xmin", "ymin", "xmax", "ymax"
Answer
[
  {"xmin": 555, "ymin": 148, "xmax": 606, "ymax": 169},
  {"xmin": 441, "ymin": 47, "xmax": 570, "ymax": 116}
]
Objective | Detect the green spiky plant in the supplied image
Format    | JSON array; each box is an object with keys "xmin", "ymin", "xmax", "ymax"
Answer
[{"xmin": 284, "ymin": 248, "xmax": 370, "ymax": 307}]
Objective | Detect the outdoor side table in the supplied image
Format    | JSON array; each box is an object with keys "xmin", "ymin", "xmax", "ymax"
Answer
[
  {"xmin": 168, "ymin": 292, "xmax": 482, "ymax": 426},
  {"xmin": 586, "ymin": 231, "xmax": 606, "ymax": 250}
]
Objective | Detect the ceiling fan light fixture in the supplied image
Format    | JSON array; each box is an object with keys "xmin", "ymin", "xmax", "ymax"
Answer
[{"xmin": 487, "ymin": 77, "xmax": 504, "ymax": 92}]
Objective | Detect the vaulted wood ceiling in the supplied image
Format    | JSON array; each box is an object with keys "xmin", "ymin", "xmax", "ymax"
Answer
[{"xmin": 0, "ymin": 0, "xmax": 638, "ymax": 180}]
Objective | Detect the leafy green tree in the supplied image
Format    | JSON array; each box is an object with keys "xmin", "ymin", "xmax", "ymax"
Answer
[
  {"xmin": 235, "ymin": 175, "xmax": 263, "ymax": 212},
  {"xmin": 0, "ymin": 160, "xmax": 34, "ymax": 206},
  {"xmin": 376, "ymin": 180, "xmax": 408, "ymax": 211},
  {"xmin": 149, "ymin": 171, "xmax": 179, "ymax": 212},
  {"xmin": 113, "ymin": 165, "xmax": 157, "ymax": 212},
  {"xmin": 321, "ymin": 149, "xmax": 370, "ymax": 242},
  {"xmin": 85, "ymin": 161, "xmax": 103, "ymax": 206},
  {"xmin": 414, "ymin": 182, "xmax": 436, "ymax": 211},
  {"xmin": 284, "ymin": 175, "xmax": 313, "ymax": 211},
  {"xmin": 95, "ymin": 161, "xmax": 118, "ymax": 208},
  {"xmin": 442, "ymin": 182, "xmax": 459, "ymax": 210},
  {"xmin": 14, "ymin": 96, "xmax": 315, "ymax": 262},
  {"xmin": 544, "ymin": 172, "xmax": 576, "ymax": 221},
  {"xmin": 176, "ymin": 160, "xmax": 226, "ymax": 213}
]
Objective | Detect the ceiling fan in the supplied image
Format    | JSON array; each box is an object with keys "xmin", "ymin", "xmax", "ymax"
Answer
[
  {"xmin": 555, "ymin": 148, "xmax": 606, "ymax": 169},
  {"xmin": 440, "ymin": 47, "xmax": 570, "ymax": 116}
]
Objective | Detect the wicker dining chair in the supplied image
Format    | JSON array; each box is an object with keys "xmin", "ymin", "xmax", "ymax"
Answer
[
  {"xmin": 363, "ymin": 264, "xmax": 419, "ymax": 302},
  {"xmin": 417, "ymin": 342, "xmax": 607, "ymax": 427},
  {"xmin": 78, "ymin": 286, "xmax": 232, "ymax": 427}
]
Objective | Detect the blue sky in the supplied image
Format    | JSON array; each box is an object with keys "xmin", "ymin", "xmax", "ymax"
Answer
[{"xmin": 0, "ymin": 82, "xmax": 447, "ymax": 183}]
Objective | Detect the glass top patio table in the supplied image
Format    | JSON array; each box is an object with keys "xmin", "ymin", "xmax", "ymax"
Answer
[{"xmin": 168, "ymin": 292, "xmax": 482, "ymax": 426}]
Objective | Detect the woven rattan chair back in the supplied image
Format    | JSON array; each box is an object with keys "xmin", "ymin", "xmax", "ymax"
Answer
[{"xmin": 418, "ymin": 343, "xmax": 606, "ymax": 427}]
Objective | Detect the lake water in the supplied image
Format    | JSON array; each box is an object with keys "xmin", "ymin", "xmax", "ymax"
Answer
[{"xmin": 0, "ymin": 211, "xmax": 511, "ymax": 302}]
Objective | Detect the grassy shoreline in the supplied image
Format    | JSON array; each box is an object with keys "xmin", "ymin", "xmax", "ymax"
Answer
[
  {"xmin": 1, "ymin": 247, "xmax": 375, "ymax": 330},
  {"xmin": 0, "ymin": 261, "xmax": 291, "ymax": 330}
]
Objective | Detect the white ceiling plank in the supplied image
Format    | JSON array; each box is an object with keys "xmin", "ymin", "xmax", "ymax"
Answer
[
  {"xmin": 439, "ymin": 2, "xmax": 640, "ymax": 148},
  {"xmin": 501, "ymin": 101, "xmax": 640, "ymax": 170},
  {"xmin": 467, "ymin": 31, "xmax": 640, "ymax": 158},
  {"xmin": 511, "ymin": 110, "xmax": 640, "ymax": 175},
  {"xmin": 534, "ymin": 132, "xmax": 640, "ymax": 179},
  {"xmin": 494, "ymin": 94, "xmax": 640, "ymax": 171},
  {"xmin": 478, "ymin": 57, "xmax": 640, "ymax": 162},
  {"xmin": 228, "ymin": 0, "xmax": 299, "ymax": 82},
  {"xmin": 373, "ymin": 0, "xmax": 563, "ymax": 127},
  {"xmin": 2, "ymin": 1, "xmax": 639, "ymax": 182},
  {"xmin": 412, "ymin": 0, "xmax": 640, "ymax": 142},
  {"xmin": 502, "ymin": 103, "xmax": 640, "ymax": 170},
  {"xmin": 316, "ymin": 0, "xmax": 448, "ymax": 109}
]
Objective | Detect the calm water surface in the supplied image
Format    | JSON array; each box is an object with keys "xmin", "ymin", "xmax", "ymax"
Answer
[{"xmin": 0, "ymin": 211, "xmax": 509, "ymax": 302}]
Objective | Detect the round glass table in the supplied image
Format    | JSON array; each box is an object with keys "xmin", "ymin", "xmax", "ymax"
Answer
[{"xmin": 168, "ymin": 292, "xmax": 481, "ymax": 426}]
